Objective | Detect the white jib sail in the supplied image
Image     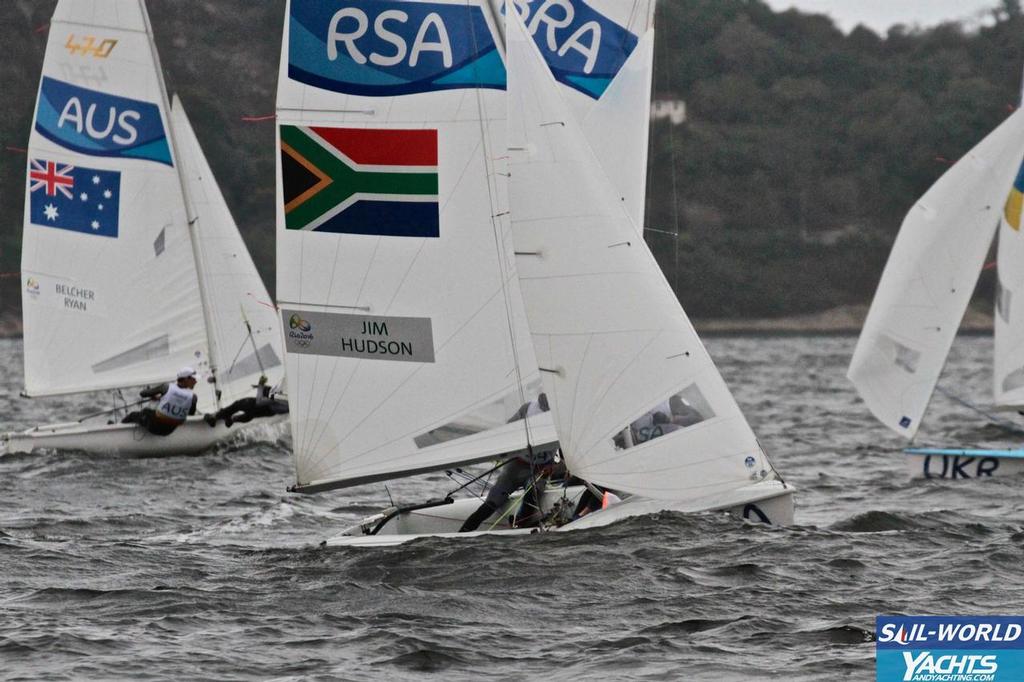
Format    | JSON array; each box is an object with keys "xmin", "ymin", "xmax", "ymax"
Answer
[
  {"xmin": 848, "ymin": 108, "xmax": 1024, "ymax": 438},
  {"xmin": 994, "ymin": 159, "xmax": 1024, "ymax": 407},
  {"xmin": 21, "ymin": 0, "xmax": 208, "ymax": 397},
  {"xmin": 491, "ymin": 0, "xmax": 656, "ymax": 232},
  {"xmin": 506, "ymin": 8, "xmax": 774, "ymax": 501},
  {"xmin": 170, "ymin": 97, "xmax": 284, "ymax": 407},
  {"xmin": 277, "ymin": 0, "xmax": 555, "ymax": 492}
]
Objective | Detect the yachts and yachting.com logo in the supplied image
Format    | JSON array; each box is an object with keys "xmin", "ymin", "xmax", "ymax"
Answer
[
  {"xmin": 876, "ymin": 617, "xmax": 1024, "ymax": 682},
  {"xmin": 288, "ymin": 313, "xmax": 313, "ymax": 347},
  {"xmin": 288, "ymin": 0, "xmax": 506, "ymax": 97}
]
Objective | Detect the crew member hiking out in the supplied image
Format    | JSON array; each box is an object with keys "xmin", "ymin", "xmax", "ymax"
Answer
[
  {"xmin": 121, "ymin": 367, "xmax": 199, "ymax": 436},
  {"xmin": 459, "ymin": 393, "xmax": 556, "ymax": 532},
  {"xmin": 204, "ymin": 375, "xmax": 289, "ymax": 427}
]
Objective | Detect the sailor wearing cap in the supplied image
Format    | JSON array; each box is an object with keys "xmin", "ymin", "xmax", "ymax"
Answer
[{"xmin": 121, "ymin": 367, "xmax": 200, "ymax": 436}]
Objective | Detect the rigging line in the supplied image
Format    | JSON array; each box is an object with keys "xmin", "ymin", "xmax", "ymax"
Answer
[
  {"xmin": 934, "ymin": 384, "xmax": 1024, "ymax": 436},
  {"xmin": 240, "ymin": 306, "xmax": 267, "ymax": 377},
  {"xmin": 225, "ymin": 333, "xmax": 250, "ymax": 377},
  {"xmin": 468, "ymin": 0, "xmax": 535, "ymax": 449},
  {"xmin": 301, "ymin": 236, "xmax": 381, "ymax": 454},
  {"xmin": 294, "ymin": 235, "xmax": 323, "ymax": 458},
  {"xmin": 445, "ymin": 458, "xmax": 513, "ymax": 498},
  {"xmin": 654, "ymin": 7, "xmax": 681, "ymax": 295},
  {"xmin": 566, "ymin": 333, "xmax": 595, "ymax": 455},
  {"xmin": 297, "ymin": 227, "xmax": 349, "ymax": 457}
]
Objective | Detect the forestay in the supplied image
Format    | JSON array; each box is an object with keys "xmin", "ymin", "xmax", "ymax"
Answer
[
  {"xmin": 506, "ymin": 9, "xmax": 774, "ymax": 500},
  {"xmin": 170, "ymin": 97, "xmax": 284, "ymax": 407},
  {"xmin": 21, "ymin": 0, "xmax": 207, "ymax": 397},
  {"xmin": 277, "ymin": 0, "xmax": 555, "ymax": 493},
  {"xmin": 848, "ymin": 109, "xmax": 1024, "ymax": 438}
]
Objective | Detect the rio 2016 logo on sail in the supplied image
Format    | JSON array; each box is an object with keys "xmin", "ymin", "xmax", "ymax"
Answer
[
  {"xmin": 35, "ymin": 76, "xmax": 172, "ymax": 165},
  {"xmin": 288, "ymin": 0, "xmax": 506, "ymax": 96},
  {"xmin": 288, "ymin": 314, "xmax": 314, "ymax": 348}
]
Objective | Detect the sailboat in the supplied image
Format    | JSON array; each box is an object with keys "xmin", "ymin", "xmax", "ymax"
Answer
[
  {"xmin": 277, "ymin": 0, "xmax": 793, "ymax": 547},
  {"xmin": 0, "ymin": 0, "xmax": 283, "ymax": 457},
  {"xmin": 848, "ymin": 106, "xmax": 1024, "ymax": 479}
]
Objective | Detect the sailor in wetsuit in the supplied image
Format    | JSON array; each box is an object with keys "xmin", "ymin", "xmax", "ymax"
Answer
[
  {"xmin": 459, "ymin": 393, "xmax": 555, "ymax": 532},
  {"xmin": 203, "ymin": 376, "xmax": 288, "ymax": 427},
  {"xmin": 121, "ymin": 367, "xmax": 199, "ymax": 436}
]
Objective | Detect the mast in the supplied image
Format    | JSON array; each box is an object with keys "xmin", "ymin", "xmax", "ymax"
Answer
[{"xmin": 138, "ymin": 0, "xmax": 222, "ymax": 408}]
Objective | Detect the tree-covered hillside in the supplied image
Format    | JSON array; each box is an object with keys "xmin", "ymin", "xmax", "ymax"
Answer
[{"xmin": 3, "ymin": 0, "xmax": 1023, "ymax": 322}]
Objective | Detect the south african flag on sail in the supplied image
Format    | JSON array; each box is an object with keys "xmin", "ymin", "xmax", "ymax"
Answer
[
  {"xmin": 1005, "ymin": 159, "xmax": 1024, "ymax": 231},
  {"xmin": 280, "ymin": 125, "xmax": 439, "ymax": 237}
]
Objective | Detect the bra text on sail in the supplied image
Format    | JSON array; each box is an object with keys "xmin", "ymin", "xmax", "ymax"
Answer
[{"xmin": 509, "ymin": 0, "xmax": 639, "ymax": 99}]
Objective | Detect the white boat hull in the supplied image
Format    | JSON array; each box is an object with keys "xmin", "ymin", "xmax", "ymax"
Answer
[
  {"xmin": 0, "ymin": 414, "xmax": 286, "ymax": 457},
  {"xmin": 904, "ymin": 451, "xmax": 1024, "ymax": 480},
  {"xmin": 323, "ymin": 479, "xmax": 794, "ymax": 548}
]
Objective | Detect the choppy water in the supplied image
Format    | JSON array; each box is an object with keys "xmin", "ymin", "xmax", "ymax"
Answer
[{"xmin": 3, "ymin": 334, "xmax": 1024, "ymax": 680}]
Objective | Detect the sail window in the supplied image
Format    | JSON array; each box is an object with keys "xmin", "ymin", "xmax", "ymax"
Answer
[
  {"xmin": 892, "ymin": 341, "xmax": 921, "ymax": 374},
  {"xmin": 153, "ymin": 227, "xmax": 165, "ymax": 257},
  {"xmin": 220, "ymin": 343, "xmax": 282, "ymax": 384},
  {"xmin": 1002, "ymin": 367, "xmax": 1024, "ymax": 393},
  {"xmin": 614, "ymin": 384, "xmax": 715, "ymax": 450},
  {"xmin": 997, "ymin": 279, "xmax": 1012, "ymax": 323},
  {"xmin": 91, "ymin": 335, "xmax": 170, "ymax": 373},
  {"xmin": 413, "ymin": 381, "xmax": 546, "ymax": 449}
]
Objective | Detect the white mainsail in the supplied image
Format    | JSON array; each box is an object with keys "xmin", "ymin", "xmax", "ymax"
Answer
[
  {"xmin": 506, "ymin": 8, "xmax": 774, "ymax": 500},
  {"xmin": 995, "ymin": 161, "xmax": 1024, "ymax": 407},
  {"xmin": 170, "ymin": 97, "xmax": 284, "ymax": 407},
  {"xmin": 21, "ymin": 0, "xmax": 208, "ymax": 397},
  {"xmin": 849, "ymin": 109, "xmax": 1024, "ymax": 438},
  {"xmin": 277, "ymin": 0, "xmax": 555, "ymax": 492}
]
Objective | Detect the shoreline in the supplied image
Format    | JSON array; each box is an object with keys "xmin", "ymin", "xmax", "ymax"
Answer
[
  {"xmin": 0, "ymin": 304, "xmax": 995, "ymax": 339},
  {"xmin": 692, "ymin": 304, "xmax": 994, "ymax": 336}
]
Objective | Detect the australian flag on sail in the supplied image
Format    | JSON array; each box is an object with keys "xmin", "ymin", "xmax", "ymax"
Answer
[
  {"xmin": 28, "ymin": 159, "xmax": 120, "ymax": 238},
  {"xmin": 280, "ymin": 124, "xmax": 439, "ymax": 237}
]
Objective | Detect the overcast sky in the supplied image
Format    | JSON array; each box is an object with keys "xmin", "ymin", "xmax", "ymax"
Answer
[{"xmin": 762, "ymin": 0, "xmax": 1002, "ymax": 34}]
